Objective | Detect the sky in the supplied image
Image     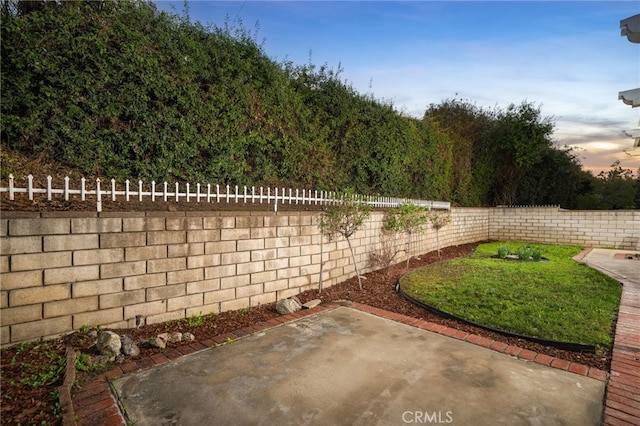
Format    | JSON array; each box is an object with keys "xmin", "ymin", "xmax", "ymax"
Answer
[{"xmin": 155, "ymin": 1, "xmax": 640, "ymax": 175}]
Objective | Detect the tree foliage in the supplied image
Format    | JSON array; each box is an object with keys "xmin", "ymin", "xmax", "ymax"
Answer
[
  {"xmin": 423, "ymin": 99, "xmax": 613, "ymax": 208},
  {"xmin": 574, "ymin": 161, "xmax": 639, "ymax": 210},
  {"xmin": 318, "ymin": 191, "xmax": 371, "ymax": 290},
  {"xmin": 385, "ymin": 202, "xmax": 429, "ymax": 268},
  {"xmin": 1, "ymin": 1, "xmax": 634, "ymax": 209}
]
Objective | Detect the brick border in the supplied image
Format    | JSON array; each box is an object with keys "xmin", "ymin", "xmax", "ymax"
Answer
[
  {"xmin": 575, "ymin": 248, "xmax": 640, "ymax": 426},
  {"xmin": 67, "ymin": 301, "xmax": 612, "ymax": 426},
  {"xmin": 349, "ymin": 302, "xmax": 609, "ymax": 380},
  {"xmin": 592, "ymin": 267, "xmax": 640, "ymax": 424}
]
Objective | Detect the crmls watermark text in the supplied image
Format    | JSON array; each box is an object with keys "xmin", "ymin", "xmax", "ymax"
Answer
[{"xmin": 402, "ymin": 411, "xmax": 454, "ymax": 424}]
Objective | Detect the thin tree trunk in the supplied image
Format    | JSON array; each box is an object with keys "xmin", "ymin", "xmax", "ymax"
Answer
[
  {"xmin": 406, "ymin": 232, "xmax": 412, "ymax": 269},
  {"xmin": 346, "ymin": 237, "xmax": 362, "ymax": 291}
]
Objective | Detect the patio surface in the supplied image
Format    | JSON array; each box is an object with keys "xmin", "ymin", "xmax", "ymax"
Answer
[{"xmin": 111, "ymin": 305, "xmax": 605, "ymax": 426}]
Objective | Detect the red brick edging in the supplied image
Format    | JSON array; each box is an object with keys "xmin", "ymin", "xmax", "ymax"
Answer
[
  {"xmin": 67, "ymin": 302, "xmax": 615, "ymax": 426},
  {"xmin": 348, "ymin": 302, "xmax": 609, "ymax": 381}
]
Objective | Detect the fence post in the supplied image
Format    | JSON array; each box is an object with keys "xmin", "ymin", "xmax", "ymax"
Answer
[
  {"xmin": 47, "ymin": 176, "xmax": 52, "ymax": 200},
  {"xmin": 110, "ymin": 179, "xmax": 115, "ymax": 201},
  {"xmin": 8, "ymin": 174, "xmax": 14, "ymax": 200},
  {"xmin": 186, "ymin": 183, "xmax": 190, "ymax": 202},
  {"xmin": 138, "ymin": 180, "xmax": 143, "ymax": 202},
  {"xmin": 175, "ymin": 182, "xmax": 179, "ymax": 202},
  {"xmin": 96, "ymin": 178, "xmax": 102, "ymax": 212},
  {"xmin": 27, "ymin": 175, "xmax": 33, "ymax": 200},
  {"xmin": 64, "ymin": 176, "xmax": 69, "ymax": 201},
  {"xmin": 196, "ymin": 183, "xmax": 201, "ymax": 203},
  {"xmin": 274, "ymin": 187, "xmax": 278, "ymax": 212},
  {"xmin": 163, "ymin": 182, "xmax": 168, "ymax": 202},
  {"xmin": 125, "ymin": 180, "xmax": 130, "ymax": 201},
  {"xmin": 152, "ymin": 181, "xmax": 156, "ymax": 202}
]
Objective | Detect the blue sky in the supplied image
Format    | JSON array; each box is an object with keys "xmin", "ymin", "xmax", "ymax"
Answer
[{"xmin": 155, "ymin": 1, "xmax": 640, "ymax": 174}]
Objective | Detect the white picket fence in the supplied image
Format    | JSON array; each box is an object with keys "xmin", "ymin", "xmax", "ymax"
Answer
[{"xmin": 0, "ymin": 174, "xmax": 451, "ymax": 212}]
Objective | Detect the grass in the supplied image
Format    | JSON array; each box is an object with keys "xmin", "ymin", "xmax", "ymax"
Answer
[{"xmin": 400, "ymin": 241, "xmax": 622, "ymax": 350}]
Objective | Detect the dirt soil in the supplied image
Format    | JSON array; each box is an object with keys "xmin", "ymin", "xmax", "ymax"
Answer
[{"xmin": 0, "ymin": 148, "xmax": 614, "ymax": 425}]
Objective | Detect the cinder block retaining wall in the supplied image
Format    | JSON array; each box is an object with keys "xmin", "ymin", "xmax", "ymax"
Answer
[
  {"xmin": 0, "ymin": 207, "xmax": 637, "ymax": 345},
  {"xmin": 489, "ymin": 207, "xmax": 640, "ymax": 250}
]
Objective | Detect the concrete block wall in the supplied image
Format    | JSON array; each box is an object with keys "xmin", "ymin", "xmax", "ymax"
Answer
[
  {"xmin": 489, "ymin": 207, "xmax": 640, "ymax": 250},
  {"xmin": 1, "ymin": 210, "xmax": 442, "ymax": 345},
  {"xmin": 2, "ymin": 206, "xmax": 636, "ymax": 345}
]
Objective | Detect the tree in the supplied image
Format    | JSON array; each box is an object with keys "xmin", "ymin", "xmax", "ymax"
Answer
[
  {"xmin": 488, "ymin": 102, "xmax": 555, "ymax": 205},
  {"xmin": 575, "ymin": 162, "xmax": 637, "ymax": 210},
  {"xmin": 384, "ymin": 202, "xmax": 429, "ymax": 268},
  {"xmin": 318, "ymin": 191, "xmax": 371, "ymax": 290},
  {"xmin": 427, "ymin": 210, "xmax": 451, "ymax": 259}
]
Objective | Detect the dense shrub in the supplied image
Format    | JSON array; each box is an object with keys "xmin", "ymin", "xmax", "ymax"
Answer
[{"xmin": 3, "ymin": 0, "xmax": 628, "ymax": 207}]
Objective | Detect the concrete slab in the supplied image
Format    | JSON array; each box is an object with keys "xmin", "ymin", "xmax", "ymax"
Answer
[
  {"xmin": 113, "ymin": 307, "xmax": 604, "ymax": 426},
  {"xmin": 582, "ymin": 249, "xmax": 639, "ymax": 285}
]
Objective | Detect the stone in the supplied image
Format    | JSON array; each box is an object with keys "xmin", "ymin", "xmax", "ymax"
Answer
[
  {"xmin": 276, "ymin": 297, "xmax": 302, "ymax": 315},
  {"xmin": 182, "ymin": 332, "xmax": 195, "ymax": 342},
  {"xmin": 302, "ymin": 299, "xmax": 321, "ymax": 309},
  {"xmin": 139, "ymin": 340, "xmax": 153, "ymax": 349},
  {"xmin": 96, "ymin": 331, "xmax": 121, "ymax": 359},
  {"xmin": 168, "ymin": 331, "xmax": 183, "ymax": 343},
  {"xmin": 88, "ymin": 330, "xmax": 98, "ymax": 338},
  {"xmin": 120, "ymin": 335, "xmax": 140, "ymax": 357},
  {"xmin": 148, "ymin": 336, "xmax": 167, "ymax": 349}
]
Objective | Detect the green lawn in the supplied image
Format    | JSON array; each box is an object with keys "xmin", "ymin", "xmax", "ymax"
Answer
[{"xmin": 400, "ymin": 241, "xmax": 622, "ymax": 349}]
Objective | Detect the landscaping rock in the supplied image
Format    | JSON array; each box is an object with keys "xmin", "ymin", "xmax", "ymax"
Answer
[
  {"xmin": 168, "ymin": 331, "xmax": 183, "ymax": 343},
  {"xmin": 96, "ymin": 331, "xmax": 121, "ymax": 359},
  {"xmin": 120, "ymin": 335, "xmax": 140, "ymax": 357},
  {"xmin": 183, "ymin": 332, "xmax": 195, "ymax": 342},
  {"xmin": 302, "ymin": 299, "xmax": 322, "ymax": 309},
  {"xmin": 148, "ymin": 335, "xmax": 168, "ymax": 349},
  {"xmin": 276, "ymin": 297, "xmax": 302, "ymax": 315}
]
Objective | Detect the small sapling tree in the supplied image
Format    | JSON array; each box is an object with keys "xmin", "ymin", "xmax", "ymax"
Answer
[
  {"xmin": 385, "ymin": 202, "xmax": 429, "ymax": 268},
  {"xmin": 368, "ymin": 225, "xmax": 402, "ymax": 277},
  {"xmin": 427, "ymin": 210, "xmax": 451, "ymax": 259},
  {"xmin": 318, "ymin": 191, "xmax": 372, "ymax": 290}
]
